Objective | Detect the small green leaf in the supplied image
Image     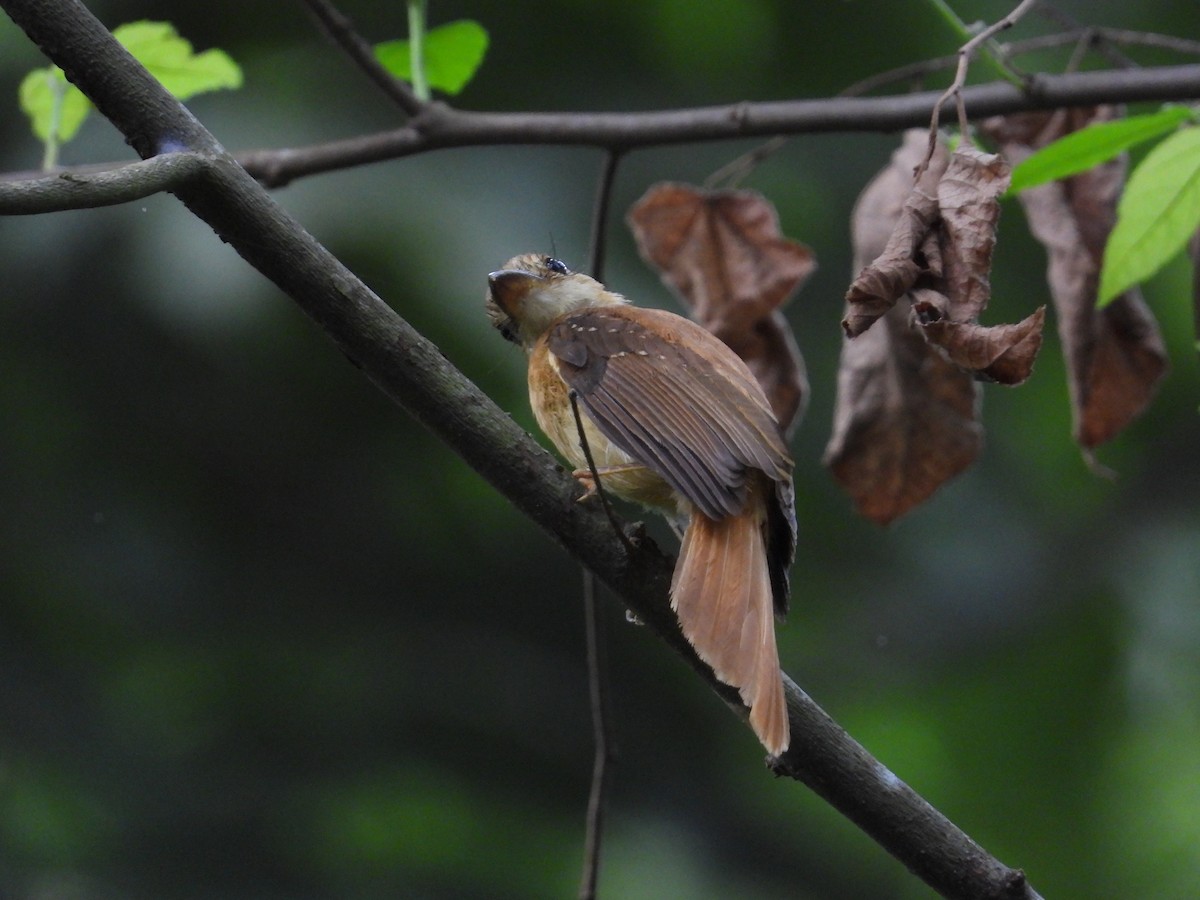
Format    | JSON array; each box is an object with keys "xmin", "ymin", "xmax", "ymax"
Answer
[
  {"xmin": 375, "ymin": 20, "xmax": 489, "ymax": 96},
  {"xmin": 114, "ymin": 21, "xmax": 243, "ymax": 99},
  {"xmin": 1008, "ymin": 106, "xmax": 1194, "ymax": 195},
  {"xmin": 17, "ymin": 20, "xmax": 241, "ymax": 157},
  {"xmin": 18, "ymin": 67, "xmax": 91, "ymax": 143},
  {"xmin": 1098, "ymin": 126, "xmax": 1200, "ymax": 306}
]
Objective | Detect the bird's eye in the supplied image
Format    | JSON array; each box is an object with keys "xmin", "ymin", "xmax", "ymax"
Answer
[{"xmin": 544, "ymin": 257, "xmax": 570, "ymax": 275}]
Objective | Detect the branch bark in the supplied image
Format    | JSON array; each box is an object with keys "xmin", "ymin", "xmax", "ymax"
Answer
[
  {"xmin": 0, "ymin": 151, "xmax": 205, "ymax": 213},
  {"xmin": 0, "ymin": 1, "xmax": 1083, "ymax": 897},
  {"xmin": 235, "ymin": 63, "xmax": 1200, "ymax": 186}
]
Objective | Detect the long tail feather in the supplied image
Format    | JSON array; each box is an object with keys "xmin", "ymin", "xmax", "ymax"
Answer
[{"xmin": 671, "ymin": 494, "xmax": 789, "ymax": 756}]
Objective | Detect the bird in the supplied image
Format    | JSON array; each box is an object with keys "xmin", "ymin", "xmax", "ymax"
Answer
[{"xmin": 486, "ymin": 253, "xmax": 796, "ymax": 755}]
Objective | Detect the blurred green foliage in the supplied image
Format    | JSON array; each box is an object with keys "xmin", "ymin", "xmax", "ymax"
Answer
[
  {"xmin": 18, "ymin": 20, "xmax": 241, "ymax": 167},
  {"xmin": 374, "ymin": 19, "xmax": 489, "ymax": 96},
  {"xmin": 1, "ymin": 1, "xmax": 1198, "ymax": 898}
]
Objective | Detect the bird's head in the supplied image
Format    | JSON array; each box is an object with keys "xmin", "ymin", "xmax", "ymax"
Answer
[{"xmin": 486, "ymin": 253, "xmax": 625, "ymax": 348}]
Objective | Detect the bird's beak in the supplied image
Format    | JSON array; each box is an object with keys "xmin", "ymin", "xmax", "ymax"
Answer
[{"xmin": 488, "ymin": 269, "xmax": 542, "ymax": 316}]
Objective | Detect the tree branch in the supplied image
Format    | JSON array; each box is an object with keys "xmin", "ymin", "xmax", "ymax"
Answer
[
  {"xmin": 299, "ymin": 0, "xmax": 424, "ymax": 117},
  {"xmin": 0, "ymin": 1, "xmax": 1074, "ymax": 897},
  {"xmin": 0, "ymin": 151, "xmax": 206, "ymax": 214},
  {"xmin": 234, "ymin": 63, "xmax": 1200, "ymax": 187},
  {"xmin": 6, "ymin": 64, "xmax": 1198, "ymax": 198}
]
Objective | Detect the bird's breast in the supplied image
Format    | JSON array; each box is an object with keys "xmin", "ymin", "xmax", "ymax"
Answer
[{"xmin": 528, "ymin": 340, "xmax": 676, "ymax": 512}]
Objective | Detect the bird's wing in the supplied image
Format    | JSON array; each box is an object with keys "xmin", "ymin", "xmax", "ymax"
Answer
[{"xmin": 546, "ymin": 306, "xmax": 791, "ymax": 522}]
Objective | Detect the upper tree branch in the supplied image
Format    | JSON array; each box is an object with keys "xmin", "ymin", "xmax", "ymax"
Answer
[
  {"xmin": 3, "ymin": 65, "xmax": 1198, "ymax": 210},
  {"xmin": 237, "ymin": 63, "xmax": 1200, "ymax": 186},
  {"xmin": 0, "ymin": 1, "xmax": 1073, "ymax": 898}
]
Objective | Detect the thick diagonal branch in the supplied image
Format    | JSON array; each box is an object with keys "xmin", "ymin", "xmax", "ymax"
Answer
[{"xmin": 2, "ymin": 1, "xmax": 1042, "ymax": 897}]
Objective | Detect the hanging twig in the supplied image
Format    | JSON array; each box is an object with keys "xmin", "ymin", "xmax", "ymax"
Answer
[
  {"xmin": 917, "ymin": 0, "xmax": 1041, "ymax": 181},
  {"xmin": 587, "ymin": 149, "xmax": 623, "ymax": 285},
  {"xmin": 567, "ymin": 391, "xmax": 637, "ymax": 559},
  {"xmin": 577, "ymin": 565, "xmax": 616, "ymax": 900},
  {"xmin": 704, "ymin": 136, "xmax": 788, "ymax": 190},
  {"xmin": 575, "ymin": 147, "xmax": 625, "ymax": 900}
]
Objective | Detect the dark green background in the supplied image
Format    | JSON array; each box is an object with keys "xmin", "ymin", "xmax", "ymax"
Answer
[{"xmin": 2, "ymin": 1, "xmax": 1197, "ymax": 897}]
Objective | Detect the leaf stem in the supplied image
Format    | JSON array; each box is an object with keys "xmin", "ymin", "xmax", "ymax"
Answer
[
  {"xmin": 407, "ymin": 0, "xmax": 430, "ymax": 103},
  {"xmin": 42, "ymin": 71, "xmax": 63, "ymax": 170}
]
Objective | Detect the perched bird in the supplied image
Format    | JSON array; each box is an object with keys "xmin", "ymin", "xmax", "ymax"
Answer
[{"xmin": 486, "ymin": 253, "xmax": 796, "ymax": 755}]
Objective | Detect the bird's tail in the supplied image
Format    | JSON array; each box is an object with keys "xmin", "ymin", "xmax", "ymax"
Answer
[{"xmin": 671, "ymin": 493, "xmax": 789, "ymax": 756}]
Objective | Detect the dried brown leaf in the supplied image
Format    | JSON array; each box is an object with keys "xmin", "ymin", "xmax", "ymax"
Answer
[
  {"xmin": 627, "ymin": 183, "xmax": 815, "ymax": 332},
  {"xmin": 1078, "ymin": 301, "xmax": 1170, "ymax": 446},
  {"xmin": 936, "ymin": 147, "xmax": 1010, "ymax": 321},
  {"xmin": 843, "ymin": 134, "xmax": 948, "ymax": 337},
  {"xmin": 825, "ymin": 304, "xmax": 981, "ymax": 525},
  {"xmin": 915, "ymin": 300, "xmax": 1046, "ymax": 386},
  {"xmin": 984, "ymin": 109, "xmax": 1168, "ymax": 447},
  {"xmin": 827, "ymin": 131, "xmax": 981, "ymax": 524},
  {"xmin": 627, "ymin": 182, "xmax": 814, "ymax": 433}
]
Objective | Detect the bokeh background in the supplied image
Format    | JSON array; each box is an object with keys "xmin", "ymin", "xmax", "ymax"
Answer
[{"xmin": 2, "ymin": 1, "xmax": 1198, "ymax": 897}]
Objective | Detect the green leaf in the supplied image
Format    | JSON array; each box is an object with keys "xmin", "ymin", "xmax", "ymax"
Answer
[
  {"xmin": 114, "ymin": 21, "xmax": 243, "ymax": 99},
  {"xmin": 1008, "ymin": 106, "xmax": 1194, "ymax": 195},
  {"xmin": 1098, "ymin": 126, "xmax": 1200, "ymax": 306},
  {"xmin": 375, "ymin": 20, "xmax": 489, "ymax": 96},
  {"xmin": 17, "ymin": 20, "xmax": 241, "ymax": 152},
  {"xmin": 18, "ymin": 67, "xmax": 92, "ymax": 143}
]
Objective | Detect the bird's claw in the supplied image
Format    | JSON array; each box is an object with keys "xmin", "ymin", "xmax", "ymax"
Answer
[{"xmin": 572, "ymin": 469, "xmax": 599, "ymax": 502}]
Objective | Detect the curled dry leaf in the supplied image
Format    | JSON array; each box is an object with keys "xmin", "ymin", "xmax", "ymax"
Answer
[
  {"xmin": 914, "ymin": 299, "xmax": 1046, "ymax": 385},
  {"xmin": 936, "ymin": 147, "xmax": 1010, "ymax": 321},
  {"xmin": 983, "ymin": 108, "xmax": 1168, "ymax": 448},
  {"xmin": 628, "ymin": 182, "xmax": 815, "ymax": 434},
  {"xmin": 843, "ymin": 141, "xmax": 947, "ymax": 337},
  {"xmin": 825, "ymin": 130, "xmax": 982, "ymax": 524},
  {"xmin": 844, "ymin": 137, "xmax": 1045, "ymax": 384}
]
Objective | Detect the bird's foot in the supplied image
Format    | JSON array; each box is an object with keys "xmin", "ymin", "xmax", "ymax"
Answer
[{"xmin": 570, "ymin": 464, "xmax": 646, "ymax": 503}]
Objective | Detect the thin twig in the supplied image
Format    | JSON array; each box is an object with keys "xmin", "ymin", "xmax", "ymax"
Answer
[
  {"xmin": 924, "ymin": 0, "xmax": 1027, "ymax": 86},
  {"xmin": 571, "ymin": 150, "xmax": 634, "ymax": 557},
  {"xmin": 568, "ymin": 392, "xmax": 637, "ymax": 557},
  {"xmin": 841, "ymin": 27, "xmax": 1200, "ymax": 97},
  {"xmin": 577, "ymin": 568, "xmax": 615, "ymax": 900},
  {"xmin": 1034, "ymin": 6, "xmax": 1137, "ymax": 70},
  {"xmin": 1063, "ymin": 29, "xmax": 1096, "ymax": 77},
  {"xmin": 575, "ymin": 148, "xmax": 624, "ymax": 900},
  {"xmin": 299, "ymin": 0, "xmax": 424, "ymax": 116},
  {"xmin": 704, "ymin": 136, "xmax": 788, "ymax": 189},
  {"xmin": 1080, "ymin": 26, "xmax": 1200, "ymax": 59},
  {"xmin": 587, "ymin": 149, "xmax": 622, "ymax": 284},
  {"xmin": 917, "ymin": 0, "xmax": 1041, "ymax": 181}
]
